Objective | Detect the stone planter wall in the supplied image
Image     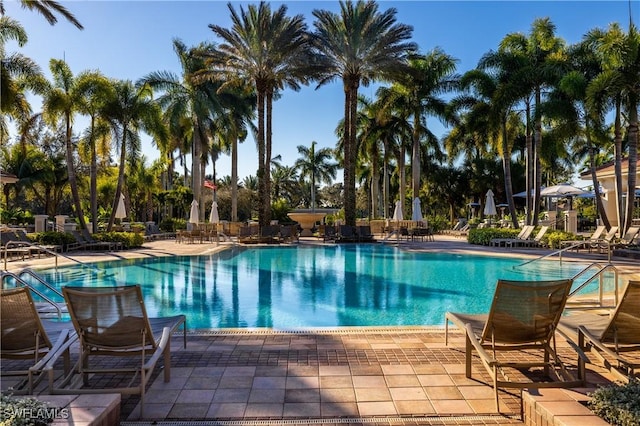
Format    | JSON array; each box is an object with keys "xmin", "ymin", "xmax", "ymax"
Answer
[{"xmin": 522, "ymin": 388, "xmax": 609, "ymax": 426}]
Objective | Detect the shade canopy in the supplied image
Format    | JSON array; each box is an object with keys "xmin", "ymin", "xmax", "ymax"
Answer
[
  {"xmin": 540, "ymin": 184, "xmax": 587, "ymax": 197},
  {"xmin": 392, "ymin": 200, "xmax": 403, "ymax": 221},
  {"xmin": 209, "ymin": 200, "xmax": 219, "ymax": 224},
  {"xmin": 189, "ymin": 199, "xmax": 199, "ymax": 224},
  {"xmin": 484, "ymin": 189, "xmax": 497, "ymax": 216},
  {"xmin": 115, "ymin": 193, "xmax": 127, "ymax": 219},
  {"xmin": 411, "ymin": 197, "xmax": 423, "ymax": 222}
]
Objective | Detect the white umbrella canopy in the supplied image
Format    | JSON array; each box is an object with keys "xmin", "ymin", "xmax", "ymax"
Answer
[
  {"xmin": 484, "ymin": 189, "xmax": 497, "ymax": 216},
  {"xmin": 189, "ymin": 199, "xmax": 199, "ymax": 224},
  {"xmin": 209, "ymin": 200, "xmax": 219, "ymax": 224},
  {"xmin": 393, "ymin": 200, "xmax": 403, "ymax": 221},
  {"xmin": 540, "ymin": 184, "xmax": 587, "ymax": 197},
  {"xmin": 115, "ymin": 193, "xmax": 127, "ymax": 219},
  {"xmin": 411, "ymin": 197, "xmax": 423, "ymax": 222}
]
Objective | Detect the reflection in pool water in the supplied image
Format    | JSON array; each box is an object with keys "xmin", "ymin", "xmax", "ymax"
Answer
[{"xmin": 38, "ymin": 245, "xmax": 591, "ymax": 329}]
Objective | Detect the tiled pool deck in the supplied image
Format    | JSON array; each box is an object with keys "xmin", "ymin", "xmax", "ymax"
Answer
[{"xmin": 3, "ymin": 235, "xmax": 638, "ymax": 425}]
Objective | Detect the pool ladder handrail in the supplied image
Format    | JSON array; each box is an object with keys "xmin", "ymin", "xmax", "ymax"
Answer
[
  {"xmin": 565, "ymin": 262, "xmax": 619, "ymax": 309},
  {"xmin": 0, "ymin": 270, "xmax": 66, "ymax": 319},
  {"xmin": 3, "ymin": 240, "xmax": 107, "ymax": 277}
]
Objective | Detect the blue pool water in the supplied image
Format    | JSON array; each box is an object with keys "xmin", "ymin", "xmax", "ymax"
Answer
[{"xmin": 36, "ymin": 245, "xmax": 594, "ymax": 329}]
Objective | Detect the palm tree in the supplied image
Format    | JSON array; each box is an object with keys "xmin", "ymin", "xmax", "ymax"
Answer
[
  {"xmin": 545, "ymin": 40, "xmax": 611, "ymax": 229},
  {"xmin": 0, "ymin": 16, "xmax": 47, "ymax": 143},
  {"xmin": 42, "ymin": 59, "xmax": 94, "ymax": 234},
  {"xmin": 453, "ymin": 65, "xmax": 524, "ymax": 229},
  {"xmin": 101, "ymin": 79, "xmax": 166, "ymax": 230},
  {"xmin": 73, "ymin": 72, "xmax": 113, "ymax": 233},
  {"xmin": 294, "ymin": 141, "xmax": 337, "ymax": 211},
  {"xmin": 387, "ymin": 50, "xmax": 458, "ymax": 199},
  {"xmin": 586, "ymin": 22, "xmax": 640, "ymax": 232},
  {"xmin": 207, "ymin": 1, "xmax": 313, "ymax": 227},
  {"xmin": 211, "ymin": 85, "xmax": 256, "ymax": 222},
  {"xmin": 140, "ymin": 39, "xmax": 224, "ymax": 222},
  {"xmin": 311, "ymin": 0, "xmax": 415, "ymax": 226},
  {"xmin": 270, "ymin": 164, "xmax": 299, "ymax": 206},
  {"xmin": 0, "ymin": 0, "xmax": 83, "ymax": 29},
  {"xmin": 497, "ymin": 18, "xmax": 567, "ymax": 225}
]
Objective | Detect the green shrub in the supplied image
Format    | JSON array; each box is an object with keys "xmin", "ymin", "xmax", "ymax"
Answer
[
  {"xmin": 426, "ymin": 215, "xmax": 449, "ymax": 233},
  {"xmin": 588, "ymin": 379, "xmax": 640, "ymax": 426},
  {"xmin": 31, "ymin": 232, "xmax": 75, "ymax": 248},
  {"xmin": 0, "ymin": 393, "xmax": 62, "ymax": 425},
  {"xmin": 94, "ymin": 232, "xmax": 143, "ymax": 249},
  {"xmin": 468, "ymin": 228, "xmax": 519, "ymax": 245},
  {"xmin": 160, "ymin": 218, "xmax": 186, "ymax": 232},
  {"xmin": 545, "ymin": 230, "xmax": 577, "ymax": 249}
]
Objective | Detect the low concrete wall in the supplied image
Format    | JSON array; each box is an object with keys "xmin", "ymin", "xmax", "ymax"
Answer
[{"xmin": 522, "ymin": 388, "xmax": 609, "ymax": 426}]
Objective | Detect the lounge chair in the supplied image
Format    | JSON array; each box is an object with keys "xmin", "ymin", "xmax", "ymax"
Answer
[
  {"xmin": 509, "ymin": 225, "xmax": 549, "ymax": 248},
  {"xmin": 356, "ymin": 225, "xmax": 375, "ymax": 242},
  {"xmin": 337, "ymin": 225, "xmax": 356, "ymax": 242},
  {"xmin": 559, "ymin": 225, "xmax": 607, "ymax": 252},
  {"xmin": 68, "ymin": 230, "xmax": 119, "ymax": 251},
  {"xmin": 591, "ymin": 226, "xmax": 620, "ymax": 253},
  {"xmin": 238, "ymin": 225, "xmax": 259, "ymax": 244},
  {"xmin": 557, "ymin": 280, "xmax": 640, "ymax": 382},
  {"xmin": 279, "ymin": 225, "xmax": 298, "ymax": 243},
  {"xmin": 0, "ymin": 230, "xmax": 34, "ymax": 261},
  {"xmin": 55, "ymin": 285, "xmax": 187, "ymax": 417},
  {"xmin": 609, "ymin": 226, "xmax": 640, "ymax": 250},
  {"xmin": 323, "ymin": 225, "xmax": 337, "ymax": 242},
  {"xmin": 445, "ymin": 279, "xmax": 583, "ymax": 411},
  {"xmin": 490, "ymin": 225, "xmax": 533, "ymax": 247},
  {"xmin": 259, "ymin": 225, "xmax": 280, "ymax": 243},
  {"xmin": 1, "ymin": 287, "xmax": 77, "ymax": 394}
]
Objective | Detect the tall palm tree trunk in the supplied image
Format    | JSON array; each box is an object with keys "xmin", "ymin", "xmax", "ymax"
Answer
[
  {"xmin": 342, "ymin": 84, "xmax": 352, "ymax": 226},
  {"xmin": 264, "ymin": 90, "xmax": 273, "ymax": 225},
  {"xmin": 411, "ymin": 110, "xmax": 421, "ymax": 199},
  {"xmin": 533, "ymin": 89, "xmax": 542, "ymax": 226},
  {"xmin": 624, "ymin": 106, "xmax": 638, "ymax": 232},
  {"xmin": 347, "ymin": 83, "xmax": 359, "ymax": 226},
  {"xmin": 108, "ymin": 126, "xmax": 128, "ymax": 231},
  {"xmin": 502, "ymin": 122, "xmax": 518, "ymax": 229},
  {"xmin": 256, "ymin": 87, "xmax": 266, "ymax": 226},
  {"xmin": 89, "ymin": 116, "xmax": 98, "ymax": 233},
  {"xmin": 64, "ymin": 112, "xmax": 88, "ymax": 237},
  {"xmin": 614, "ymin": 99, "xmax": 624, "ymax": 229},
  {"xmin": 525, "ymin": 101, "xmax": 533, "ymax": 225},
  {"xmin": 231, "ymin": 135, "xmax": 238, "ymax": 222},
  {"xmin": 383, "ymin": 138, "xmax": 390, "ymax": 218}
]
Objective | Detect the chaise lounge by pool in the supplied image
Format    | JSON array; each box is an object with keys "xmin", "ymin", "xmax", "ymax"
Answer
[{"xmin": 34, "ymin": 245, "xmax": 600, "ymax": 329}]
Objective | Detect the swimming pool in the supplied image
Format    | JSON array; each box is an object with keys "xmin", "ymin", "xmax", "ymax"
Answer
[{"xmin": 36, "ymin": 245, "xmax": 594, "ymax": 329}]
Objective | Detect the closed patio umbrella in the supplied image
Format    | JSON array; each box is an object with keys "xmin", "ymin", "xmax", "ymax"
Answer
[
  {"xmin": 189, "ymin": 200, "xmax": 199, "ymax": 224},
  {"xmin": 209, "ymin": 200, "xmax": 219, "ymax": 224},
  {"xmin": 484, "ymin": 190, "xmax": 497, "ymax": 224},
  {"xmin": 393, "ymin": 200, "xmax": 403, "ymax": 221},
  {"xmin": 411, "ymin": 197, "xmax": 423, "ymax": 223},
  {"xmin": 115, "ymin": 193, "xmax": 127, "ymax": 220}
]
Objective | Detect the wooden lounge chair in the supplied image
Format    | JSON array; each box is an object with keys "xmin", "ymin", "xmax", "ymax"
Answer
[
  {"xmin": 55, "ymin": 285, "xmax": 187, "ymax": 417},
  {"xmin": 557, "ymin": 280, "xmax": 640, "ymax": 382},
  {"xmin": 1, "ymin": 287, "xmax": 77, "ymax": 394},
  {"xmin": 445, "ymin": 279, "xmax": 583, "ymax": 412}
]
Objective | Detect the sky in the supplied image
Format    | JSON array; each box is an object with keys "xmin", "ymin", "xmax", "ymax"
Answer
[{"xmin": 4, "ymin": 0, "xmax": 638, "ymax": 185}]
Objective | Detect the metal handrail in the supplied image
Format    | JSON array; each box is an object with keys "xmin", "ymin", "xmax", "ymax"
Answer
[
  {"xmin": 566, "ymin": 263, "xmax": 619, "ymax": 308},
  {"xmin": 18, "ymin": 268, "xmax": 64, "ymax": 299},
  {"xmin": 0, "ymin": 271, "xmax": 64, "ymax": 319},
  {"xmin": 3, "ymin": 239, "xmax": 105, "ymax": 276}
]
